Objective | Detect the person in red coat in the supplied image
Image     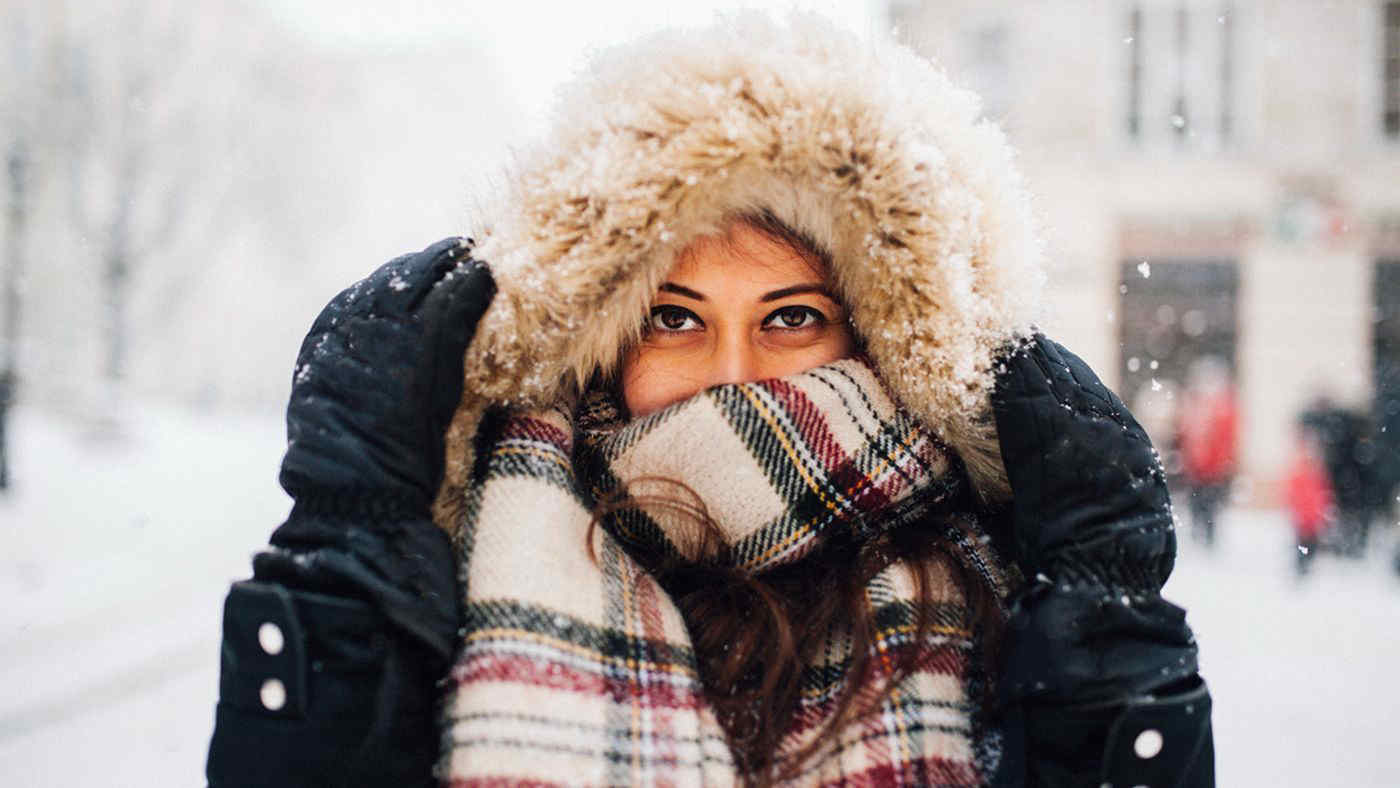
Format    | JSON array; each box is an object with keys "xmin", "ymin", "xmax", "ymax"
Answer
[
  {"xmin": 1177, "ymin": 357, "xmax": 1239, "ymax": 546},
  {"xmin": 1285, "ymin": 427, "xmax": 1334, "ymax": 576}
]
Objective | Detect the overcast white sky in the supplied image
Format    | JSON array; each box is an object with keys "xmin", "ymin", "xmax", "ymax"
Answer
[{"xmin": 254, "ymin": 0, "xmax": 888, "ymax": 122}]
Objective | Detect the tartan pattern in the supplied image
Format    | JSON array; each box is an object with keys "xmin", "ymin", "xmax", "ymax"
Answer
[{"xmin": 443, "ymin": 359, "xmax": 1010, "ymax": 785}]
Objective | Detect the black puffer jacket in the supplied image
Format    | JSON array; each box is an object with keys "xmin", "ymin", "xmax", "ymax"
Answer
[{"xmin": 208, "ymin": 14, "xmax": 1211, "ymax": 786}]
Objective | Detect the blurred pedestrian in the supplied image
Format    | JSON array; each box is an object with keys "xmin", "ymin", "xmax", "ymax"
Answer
[
  {"xmin": 1301, "ymin": 398, "xmax": 1380, "ymax": 558},
  {"xmin": 1176, "ymin": 356, "xmax": 1238, "ymax": 546},
  {"xmin": 1132, "ymin": 377, "xmax": 1181, "ymax": 470},
  {"xmin": 1284, "ymin": 427, "xmax": 1333, "ymax": 577}
]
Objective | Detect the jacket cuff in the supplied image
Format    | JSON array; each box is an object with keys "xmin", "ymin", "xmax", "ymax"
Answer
[
  {"xmin": 213, "ymin": 581, "xmax": 381, "ymax": 721},
  {"xmin": 258, "ymin": 515, "xmax": 460, "ymax": 661},
  {"xmin": 1014, "ymin": 675, "xmax": 1214, "ymax": 787},
  {"xmin": 282, "ymin": 491, "xmax": 427, "ymax": 527},
  {"xmin": 1097, "ymin": 675, "xmax": 1214, "ymax": 787},
  {"xmin": 207, "ymin": 581, "xmax": 440, "ymax": 786}
]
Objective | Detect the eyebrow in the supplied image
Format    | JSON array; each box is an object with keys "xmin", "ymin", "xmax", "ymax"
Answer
[
  {"xmin": 658, "ymin": 283, "xmax": 706, "ymax": 301},
  {"xmin": 656, "ymin": 282, "xmax": 837, "ymax": 303},
  {"xmin": 759, "ymin": 284, "xmax": 836, "ymax": 303}
]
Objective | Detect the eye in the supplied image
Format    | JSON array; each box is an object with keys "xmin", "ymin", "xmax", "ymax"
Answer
[
  {"xmin": 648, "ymin": 305, "xmax": 703, "ymax": 333},
  {"xmin": 763, "ymin": 305, "xmax": 826, "ymax": 330}
]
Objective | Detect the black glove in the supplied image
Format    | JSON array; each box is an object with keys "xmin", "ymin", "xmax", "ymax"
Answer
[
  {"xmin": 255, "ymin": 236, "xmax": 494, "ymax": 661},
  {"xmin": 991, "ymin": 334, "xmax": 1211, "ymax": 786},
  {"xmin": 994, "ymin": 334, "xmax": 1173, "ymax": 586}
]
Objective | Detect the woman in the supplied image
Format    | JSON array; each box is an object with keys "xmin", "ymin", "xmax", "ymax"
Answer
[{"xmin": 207, "ymin": 14, "xmax": 1212, "ymax": 786}]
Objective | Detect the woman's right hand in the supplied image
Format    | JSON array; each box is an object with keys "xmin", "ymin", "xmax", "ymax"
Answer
[
  {"xmin": 278, "ymin": 235, "xmax": 493, "ymax": 517},
  {"xmin": 207, "ymin": 238, "xmax": 493, "ymax": 788},
  {"xmin": 253, "ymin": 236, "xmax": 494, "ymax": 659}
]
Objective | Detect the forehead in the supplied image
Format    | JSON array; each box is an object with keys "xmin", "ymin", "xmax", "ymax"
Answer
[{"xmin": 665, "ymin": 222, "xmax": 827, "ymax": 292}]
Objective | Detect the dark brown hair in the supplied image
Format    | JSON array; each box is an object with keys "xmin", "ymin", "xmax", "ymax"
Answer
[{"xmin": 593, "ymin": 213, "xmax": 1004, "ymax": 785}]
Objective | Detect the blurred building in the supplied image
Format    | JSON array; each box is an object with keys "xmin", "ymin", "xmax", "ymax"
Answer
[{"xmin": 891, "ymin": 0, "xmax": 1400, "ymax": 504}]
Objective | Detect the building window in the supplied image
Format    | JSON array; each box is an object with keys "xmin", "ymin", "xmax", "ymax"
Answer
[
  {"xmin": 1219, "ymin": 3, "xmax": 1233, "ymax": 141},
  {"xmin": 1128, "ymin": 6, "xmax": 1143, "ymax": 137},
  {"xmin": 1374, "ymin": 260, "xmax": 1400, "ymax": 482},
  {"xmin": 1124, "ymin": 2, "xmax": 1235, "ymax": 149},
  {"xmin": 1385, "ymin": 2, "xmax": 1400, "ymax": 137},
  {"xmin": 1171, "ymin": 4, "xmax": 1190, "ymax": 141}
]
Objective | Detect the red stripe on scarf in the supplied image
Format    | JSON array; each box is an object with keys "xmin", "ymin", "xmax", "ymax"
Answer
[{"xmin": 760, "ymin": 377, "xmax": 899, "ymax": 515}]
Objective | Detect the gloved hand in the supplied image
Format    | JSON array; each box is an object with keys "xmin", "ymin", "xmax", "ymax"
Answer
[
  {"xmin": 991, "ymin": 336, "xmax": 1212, "ymax": 788},
  {"xmin": 991, "ymin": 333, "xmax": 1197, "ymax": 705},
  {"xmin": 254, "ymin": 236, "xmax": 494, "ymax": 661}
]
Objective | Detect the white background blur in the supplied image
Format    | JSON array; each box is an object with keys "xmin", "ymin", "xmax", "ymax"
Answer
[{"xmin": 2, "ymin": 1, "xmax": 1398, "ymax": 785}]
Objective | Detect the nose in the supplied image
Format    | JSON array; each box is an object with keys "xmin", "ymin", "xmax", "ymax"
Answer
[{"xmin": 704, "ymin": 329, "xmax": 762, "ymax": 388}]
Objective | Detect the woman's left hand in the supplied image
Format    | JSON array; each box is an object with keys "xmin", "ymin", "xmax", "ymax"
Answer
[
  {"xmin": 992, "ymin": 332, "xmax": 1175, "ymax": 595},
  {"xmin": 990, "ymin": 333, "xmax": 1212, "ymax": 786}
]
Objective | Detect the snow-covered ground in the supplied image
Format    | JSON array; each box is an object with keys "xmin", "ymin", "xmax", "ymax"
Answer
[
  {"xmin": 0, "ymin": 404, "xmax": 287, "ymax": 786},
  {"xmin": 1165, "ymin": 504, "xmax": 1400, "ymax": 787},
  {"xmin": 1, "ymin": 403, "xmax": 1397, "ymax": 786}
]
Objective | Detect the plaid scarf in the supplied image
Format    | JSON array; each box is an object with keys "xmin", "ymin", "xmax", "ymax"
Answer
[{"xmin": 442, "ymin": 359, "xmax": 1011, "ymax": 785}]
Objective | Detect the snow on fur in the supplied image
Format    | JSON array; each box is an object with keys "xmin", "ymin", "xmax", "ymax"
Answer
[{"xmin": 436, "ymin": 12, "xmax": 1045, "ymax": 528}]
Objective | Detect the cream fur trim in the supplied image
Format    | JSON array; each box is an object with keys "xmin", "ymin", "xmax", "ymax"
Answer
[{"xmin": 435, "ymin": 12, "xmax": 1045, "ymax": 528}]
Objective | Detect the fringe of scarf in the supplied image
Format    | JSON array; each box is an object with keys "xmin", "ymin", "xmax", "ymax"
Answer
[{"xmin": 442, "ymin": 359, "xmax": 1011, "ymax": 785}]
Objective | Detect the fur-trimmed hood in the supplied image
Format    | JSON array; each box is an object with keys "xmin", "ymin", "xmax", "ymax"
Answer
[{"xmin": 435, "ymin": 13, "xmax": 1044, "ymax": 529}]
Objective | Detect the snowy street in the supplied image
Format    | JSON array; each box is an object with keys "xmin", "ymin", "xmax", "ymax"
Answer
[
  {"xmin": 1164, "ymin": 504, "xmax": 1400, "ymax": 786},
  {"xmin": 1, "ymin": 405, "xmax": 286, "ymax": 786},
  {"xmin": 3, "ymin": 0, "xmax": 1397, "ymax": 784},
  {"xmin": 2, "ymin": 403, "xmax": 1398, "ymax": 786}
]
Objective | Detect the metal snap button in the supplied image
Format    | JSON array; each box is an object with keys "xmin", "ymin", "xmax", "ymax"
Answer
[
  {"xmin": 260, "ymin": 678, "xmax": 287, "ymax": 711},
  {"xmin": 1134, "ymin": 728, "xmax": 1164, "ymax": 759},
  {"xmin": 258, "ymin": 622, "xmax": 285, "ymax": 655}
]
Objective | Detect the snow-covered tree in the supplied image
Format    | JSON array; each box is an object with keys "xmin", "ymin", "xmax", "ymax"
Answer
[
  {"xmin": 56, "ymin": 1, "xmax": 221, "ymax": 400},
  {"xmin": 0, "ymin": 0, "xmax": 66, "ymax": 486}
]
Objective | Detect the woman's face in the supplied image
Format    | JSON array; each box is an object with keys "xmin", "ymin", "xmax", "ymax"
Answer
[{"xmin": 620, "ymin": 221, "xmax": 856, "ymax": 417}]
